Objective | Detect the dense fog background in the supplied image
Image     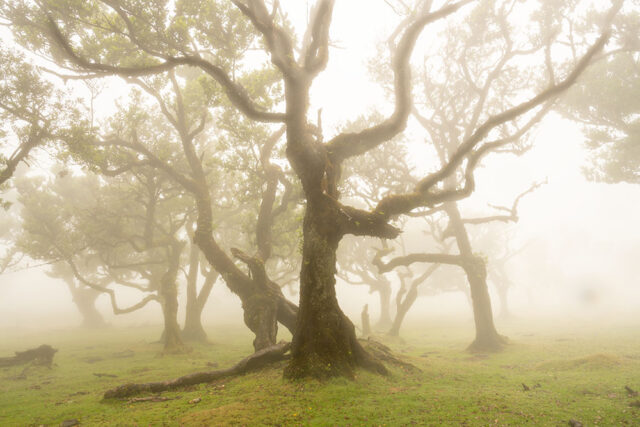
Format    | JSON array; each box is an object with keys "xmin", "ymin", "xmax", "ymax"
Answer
[{"xmin": 1, "ymin": 0, "xmax": 639, "ymax": 335}]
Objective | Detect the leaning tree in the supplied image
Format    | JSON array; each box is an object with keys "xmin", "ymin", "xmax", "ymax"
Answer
[
  {"xmin": 70, "ymin": 68, "xmax": 301, "ymax": 351},
  {"xmin": 2, "ymin": 0, "xmax": 622, "ymax": 378}
]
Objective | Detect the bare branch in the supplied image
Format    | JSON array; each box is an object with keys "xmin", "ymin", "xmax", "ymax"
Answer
[
  {"xmin": 326, "ymin": 0, "xmax": 475, "ymax": 161},
  {"xmin": 461, "ymin": 179, "xmax": 546, "ymax": 226},
  {"xmin": 375, "ymin": 252, "xmax": 465, "ymax": 273},
  {"xmin": 44, "ymin": 17, "xmax": 286, "ymax": 123},
  {"xmin": 65, "ymin": 258, "xmax": 159, "ymax": 315},
  {"xmin": 373, "ymin": 27, "xmax": 614, "ymax": 220}
]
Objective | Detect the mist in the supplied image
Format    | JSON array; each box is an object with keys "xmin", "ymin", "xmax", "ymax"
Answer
[{"xmin": 1, "ymin": 0, "xmax": 639, "ymax": 425}]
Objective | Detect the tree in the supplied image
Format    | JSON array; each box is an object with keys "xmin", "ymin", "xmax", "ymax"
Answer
[
  {"xmin": 373, "ymin": 0, "xmax": 604, "ymax": 351},
  {"xmin": 1, "ymin": 170, "xmax": 107, "ymax": 328},
  {"xmin": 0, "ymin": 44, "xmax": 86, "ymax": 188},
  {"xmin": 102, "ymin": 76, "xmax": 299, "ymax": 351},
  {"xmin": 13, "ymin": 165, "xmax": 193, "ymax": 352},
  {"xmin": 3, "ymin": 0, "xmax": 620, "ymax": 378},
  {"xmin": 181, "ymin": 229, "xmax": 219, "ymax": 342},
  {"xmin": 47, "ymin": 262, "xmax": 107, "ymax": 328},
  {"xmin": 560, "ymin": 6, "xmax": 640, "ymax": 184}
]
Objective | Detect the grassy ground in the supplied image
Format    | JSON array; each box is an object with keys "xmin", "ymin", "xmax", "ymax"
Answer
[{"xmin": 1, "ymin": 317, "xmax": 639, "ymax": 426}]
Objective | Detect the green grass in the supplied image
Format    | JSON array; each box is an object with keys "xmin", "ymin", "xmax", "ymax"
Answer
[{"xmin": 1, "ymin": 318, "xmax": 639, "ymax": 426}]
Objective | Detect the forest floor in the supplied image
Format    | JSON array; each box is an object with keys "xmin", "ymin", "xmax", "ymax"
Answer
[{"xmin": 1, "ymin": 316, "xmax": 639, "ymax": 426}]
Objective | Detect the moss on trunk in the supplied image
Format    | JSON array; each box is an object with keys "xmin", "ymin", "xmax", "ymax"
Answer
[{"xmin": 284, "ymin": 214, "xmax": 386, "ymax": 379}]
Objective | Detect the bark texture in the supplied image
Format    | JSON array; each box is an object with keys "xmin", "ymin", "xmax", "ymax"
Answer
[{"xmin": 283, "ymin": 214, "xmax": 387, "ymax": 379}]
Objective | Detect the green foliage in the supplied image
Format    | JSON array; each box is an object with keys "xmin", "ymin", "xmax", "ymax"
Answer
[
  {"xmin": 561, "ymin": 51, "xmax": 640, "ymax": 184},
  {"xmin": 0, "ymin": 43, "xmax": 91, "ymax": 184}
]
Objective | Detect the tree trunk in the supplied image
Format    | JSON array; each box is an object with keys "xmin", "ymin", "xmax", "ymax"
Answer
[
  {"xmin": 243, "ymin": 292, "xmax": 279, "ymax": 351},
  {"xmin": 160, "ymin": 242, "xmax": 187, "ymax": 353},
  {"xmin": 177, "ymin": 112, "xmax": 297, "ymax": 351},
  {"xmin": 192, "ymin": 190, "xmax": 297, "ymax": 351},
  {"xmin": 160, "ymin": 283, "xmax": 184, "ymax": 353},
  {"xmin": 375, "ymin": 284, "xmax": 393, "ymax": 330},
  {"xmin": 445, "ymin": 203, "xmax": 506, "ymax": 352},
  {"xmin": 182, "ymin": 242, "xmax": 217, "ymax": 342},
  {"xmin": 69, "ymin": 285, "xmax": 106, "ymax": 329},
  {"xmin": 388, "ymin": 285, "xmax": 417, "ymax": 337},
  {"xmin": 283, "ymin": 213, "xmax": 386, "ymax": 379},
  {"xmin": 182, "ymin": 303, "xmax": 208, "ymax": 342}
]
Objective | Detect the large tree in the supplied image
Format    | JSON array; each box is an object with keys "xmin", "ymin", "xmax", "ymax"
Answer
[
  {"xmin": 375, "ymin": 183, "xmax": 540, "ymax": 337},
  {"xmin": 69, "ymin": 67, "xmax": 301, "ymax": 351},
  {"xmin": 2, "ymin": 0, "xmax": 621, "ymax": 378},
  {"xmin": 366, "ymin": 0, "xmax": 606, "ymax": 351}
]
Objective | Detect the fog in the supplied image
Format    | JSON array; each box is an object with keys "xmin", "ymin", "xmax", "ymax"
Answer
[
  {"xmin": 2, "ymin": 86, "xmax": 639, "ymax": 338},
  {"xmin": 1, "ymin": 0, "xmax": 639, "ymax": 425}
]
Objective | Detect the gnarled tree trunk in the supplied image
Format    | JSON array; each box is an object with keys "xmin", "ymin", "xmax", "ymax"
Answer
[
  {"xmin": 283, "ymin": 213, "xmax": 386, "ymax": 379},
  {"xmin": 174, "ymin": 110, "xmax": 297, "ymax": 351},
  {"xmin": 446, "ymin": 203, "xmax": 506, "ymax": 352}
]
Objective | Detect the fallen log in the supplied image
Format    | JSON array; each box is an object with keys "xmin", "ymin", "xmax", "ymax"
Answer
[
  {"xmin": 0, "ymin": 345, "xmax": 57, "ymax": 368},
  {"xmin": 104, "ymin": 341, "xmax": 290, "ymax": 399}
]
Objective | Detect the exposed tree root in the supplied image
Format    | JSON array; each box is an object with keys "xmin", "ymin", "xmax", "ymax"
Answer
[
  {"xmin": 103, "ymin": 341, "xmax": 291, "ymax": 399},
  {"xmin": 0, "ymin": 345, "xmax": 57, "ymax": 368},
  {"xmin": 359, "ymin": 339, "xmax": 421, "ymax": 374}
]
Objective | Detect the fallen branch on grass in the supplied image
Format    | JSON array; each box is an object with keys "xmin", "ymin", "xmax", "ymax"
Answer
[
  {"xmin": 128, "ymin": 396, "xmax": 180, "ymax": 403},
  {"xmin": 103, "ymin": 341, "xmax": 291, "ymax": 399},
  {"xmin": 0, "ymin": 345, "xmax": 57, "ymax": 368}
]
